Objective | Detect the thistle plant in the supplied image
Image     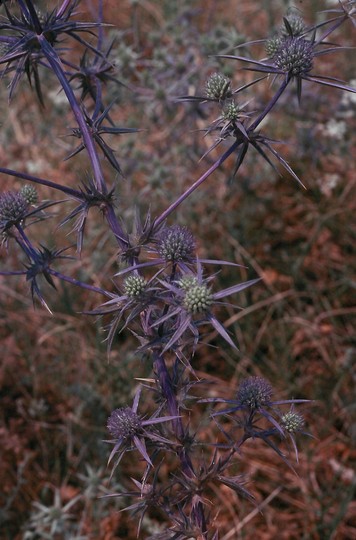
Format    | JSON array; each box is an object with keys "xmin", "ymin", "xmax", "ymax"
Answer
[{"xmin": 0, "ymin": 1, "xmax": 355, "ymax": 538}]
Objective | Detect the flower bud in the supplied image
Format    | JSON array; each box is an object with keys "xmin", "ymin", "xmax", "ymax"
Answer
[
  {"xmin": 158, "ymin": 225, "xmax": 195, "ymax": 263},
  {"xmin": 273, "ymin": 37, "xmax": 313, "ymax": 76},
  {"xmin": 184, "ymin": 283, "xmax": 212, "ymax": 314},
  {"xmin": 107, "ymin": 407, "xmax": 142, "ymax": 440},
  {"xmin": 223, "ymin": 101, "xmax": 240, "ymax": 122},
  {"xmin": 0, "ymin": 191, "xmax": 29, "ymax": 229},
  {"xmin": 20, "ymin": 184, "xmax": 38, "ymax": 205},
  {"xmin": 124, "ymin": 275, "xmax": 147, "ymax": 298},
  {"xmin": 281, "ymin": 411, "xmax": 305, "ymax": 433},
  {"xmin": 206, "ymin": 73, "xmax": 232, "ymax": 100},
  {"xmin": 236, "ymin": 376, "xmax": 273, "ymax": 410}
]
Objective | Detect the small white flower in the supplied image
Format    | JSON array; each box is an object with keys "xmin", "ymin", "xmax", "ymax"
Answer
[
  {"xmin": 342, "ymin": 79, "xmax": 356, "ymax": 107},
  {"xmin": 324, "ymin": 119, "xmax": 347, "ymax": 139}
]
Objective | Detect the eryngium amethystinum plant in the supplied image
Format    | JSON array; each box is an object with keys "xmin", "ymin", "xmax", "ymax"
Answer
[{"xmin": 0, "ymin": 1, "xmax": 354, "ymax": 538}]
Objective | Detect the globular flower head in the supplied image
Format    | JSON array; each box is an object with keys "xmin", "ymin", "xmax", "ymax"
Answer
[
  {"xmin": 281, "ymin": 12, "xmax": 306, "ymax": 37},
  {"xmin": 183, "ymin": 283, "xmax": 213, "ymax": 314},
  {"xmin": 265, "ymin": 34, "xmax": 283, "ymax": 58},
  {"xmin": 157, "ymin": 225, "xmax": 195, "ymax": 263},
  {"xmin": 222, "ymin": 100, "xmax": 240, "ymax": 122},
  {"xmin": 178, "ymin": 275, "xmax": 199, "ymax": 291},
  {"xmin": 107, "ymin": 407, "xmax": 142, "ymax": 440},
  {"xmin": 19, "ymin": 184, "xmax": 38, "ymax": 205},
  {"xmin": 124, "ymin": 274, "xmax": 147, "ymax": 298},
  {"xmin": 205, "ymin": 72, "xmax": 232, "ymax": 100},
  {"xmin": 281, "ymin": 410, "xmax": 305, "ymax": 433},
  {"xmin": 273, "ymin": 36, "xmax": 314, "ymax": 76},
  {"xmin": 236, "ymin": 376, "xmax": 273, "ymax": 410},
  {"xmin": 0, "ymin": 191, "xmax": 28, "ymax": 230},
  {"xmin": 106, "ymin": 388, "xmax": 178, "ymax": 472}
]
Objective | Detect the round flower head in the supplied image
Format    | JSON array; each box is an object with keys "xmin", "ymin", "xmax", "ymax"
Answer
[
  {"xmin": 281, "ymin": 13, "xmax": 306, "ymax": 37},
  {"xmin": 223, "ymin": 101, "xmax": 240, "ymax": 122},
  {"xmin": 107, "ymin": 407, "xmax": 142, "ymax": 440},
  {"xmin": 0, "ymin": 191, "xmax": 29, "ymax": 230},
  {"xmin": 183, "ymin": 283, "xmax": 213, "ymax": 314},
  {"xmin": 281, "ymin": 410, "xmax": 305, "ymax": 433},
  {"xmin": 273, "ymin": 36, "xmax": 314, "ymax": 76},
  {"xmin": 205, "ymin": 73, "xmax": 232, "ymax": 100},
  {"xmin": 178, "ymin": 275, "xmax": 199, "ymax": 291},
  {"xmin": 236, "ymin": 376, "xmax": 273, "ymax": 410},
  {"xmin": 158, "ymin": 225, "xmax": 195, "ymax": 263},
  {"xmin": 124, "ymin": 274, "xmax": 147, "ymax": 298},
  {"xmin": 265, "ymin": 35, "xmax": 283, "ymax": 58},
  {"xmin": 20, "ymin": 184, "xmax": 38, "ymax": 205}
]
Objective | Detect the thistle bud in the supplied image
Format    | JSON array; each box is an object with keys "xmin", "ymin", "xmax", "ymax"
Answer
[
  {"xmin": 282, "ymin": 13, "xmax": 306, "ymax": 37},
  {"xmin": 273, "ymin": 37, "xmax": 313, "ymax": 76},
  {"xmin": 158, "ymin": 225, "xmax": 195, "ymax": 263},
  {"xmin": 281, "ymin": 411, "xmax": 305, "ymax": 433},
  {"xmin": 107, "ymin": 407, "xmax": 142, "ymax": 440},
  {"xmin": 0, "ymin": 191, "xmax": 29, "ymax": 230},
  {"xmin": 206, "ymin": 73, "xmax": 232, "ymax": 100},
  {"xmin": 265, "ymin": 35, "xmax": 283, "ymax": 58},
  {"xmin": 124, "ymin": 275, "xmax": 147, "ymax": 298},
  {"xmin": 236, "ymin": 376, "xmax": 273, "ymax": 410},
  {"xmin": 184, "ymin": 283, "xmax": 212, "ymax": 314},
  {"xmin": 223, "ymin": 101, "xmax": 240, "ymax": 122},
  {"xmin": 20, "ymin": 184, "xmax": 38, "ymax": 205}
]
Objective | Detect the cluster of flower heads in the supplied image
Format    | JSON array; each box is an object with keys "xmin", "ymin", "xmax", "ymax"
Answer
[
  {"xmin": 0, "ymin": 2, "xmax": 353, "ymax": 537},
  {"xmin": 104, "ymin": 375, "xmax": 310, "ymax": 536},
  {"xmin": 220, "ymin": 8, "xmax": 356, "ymax": 98},
  {"xmin": 204, "ymin": 375, "xmax": 310, "ymax": 461},
  {"xmin": 177, "ymin": 7, "xmax": 355, "ymax": 188},
  {"xmin": 90, "ymin": 223, "xmax": 259, "ymax": 355}
]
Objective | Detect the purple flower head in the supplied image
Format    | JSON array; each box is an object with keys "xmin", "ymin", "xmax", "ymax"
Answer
[
  {"xmin": 236, "ymin": 376, "xmax": 273, "ymax": 410},
  {"xmin": 106, "ymin": 387, "xmax": 178, "ymax": 473},
  {"xmin": 107, "ymin": 407, "xmax": 143, "ymax": 440},
  {"xmin": 273, "ymin": 36, "xmax": 314, "ymax": 77},
  {"xmin": 0, "ymin": 191, "xmax": 28, "ymax": 231},
  {"xmin": 281, "ymin": 11, "xmax": 306, "ymax": 37},
  {"xmin": 158, "ymin": 225, "xmax": 196, "ymax": 263}
]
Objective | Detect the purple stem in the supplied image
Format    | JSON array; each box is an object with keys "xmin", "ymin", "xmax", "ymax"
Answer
[
  {"xmin": 152, "ymin": 351, "xmax": 193, "ymax": 473},
  {"xmin": 248, "ymin": 77, "xmax": 290, "ymax": 131},
  {"xmin": 36, "ymin": 37, "xmax": 129, "ymax": 250},
  {"xmin": 37, "ymin": 35, "xmax": 107, "ymax": 195},
  {"xmin": 15, "ymin": 224, "xmax": 38, "ymax": 259},
  {"xmin": 155, "ymin": 140, "xmax": 239, "ymax": 226},
  {"xmin": 152, "ymin": 351, "xmax": 208, "ymax": 537},
  {"xmin": 103, "ymin": 204, "xmax": 129, "ymax": 249}
]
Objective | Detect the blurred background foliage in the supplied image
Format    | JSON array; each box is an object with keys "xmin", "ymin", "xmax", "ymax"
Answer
[{"xmin": 0, "ymin": 0, "xmax": 355, "ymax": 538}]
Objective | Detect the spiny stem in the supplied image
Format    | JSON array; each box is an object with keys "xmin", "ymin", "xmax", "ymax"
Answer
[
  {"xmin": 155, "ymin": 139, "xmax": 239, "ymax": 227},
  {"xmin": 38, "ymin": 36, "xmax": 107, "ymax": 196}
]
